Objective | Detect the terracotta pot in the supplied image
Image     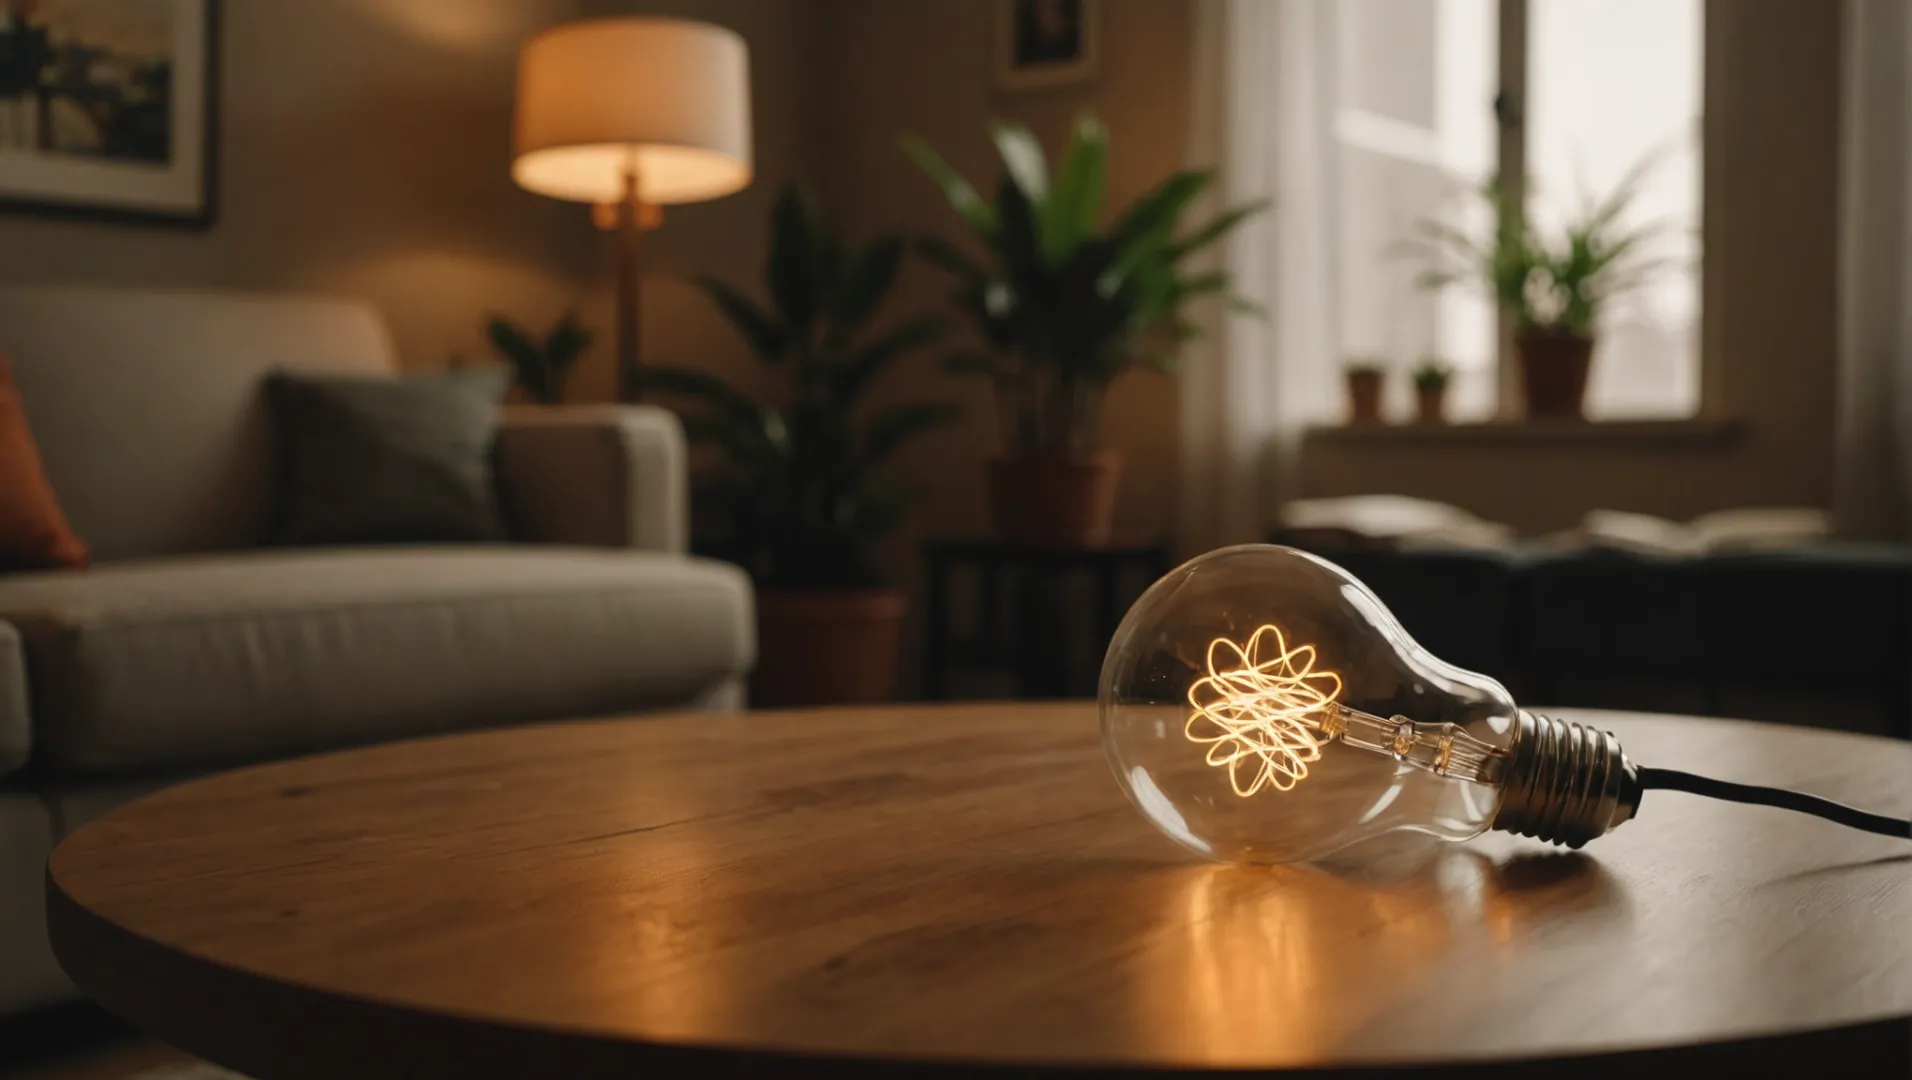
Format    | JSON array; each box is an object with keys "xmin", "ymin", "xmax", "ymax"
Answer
[
  {"xmin": 1345, "ymin": 369, "xmax": 1385, "ymax": 424},
  {"xmin": 753, "ymin": 589, "xmax": 905, "ymax": 707},
  {"xmin": 988, "ymin": 452, "xmax": 1121, "ymax": 549},
  {"xmin": 1516, "ymin": 331, "xmax": 1594, "ymax": 419},
  {"xmin": 1414, "ymin": 383, "xmax": 1449, "ymax": 424}
]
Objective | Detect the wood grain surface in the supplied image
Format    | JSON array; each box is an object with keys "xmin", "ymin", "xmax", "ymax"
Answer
[{"xmin": 45, "ymin": 704, "xmax": 1912, "ymax": 1078}]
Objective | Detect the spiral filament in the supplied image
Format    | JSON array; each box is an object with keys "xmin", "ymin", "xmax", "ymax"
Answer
[
  {"xmin": 1185, "ymin": 623, "xmax": 1343, "ymax": 796},
  {"xmin": 1185, "ymin": 622, "xmax": 1511, "ymax": 797}
]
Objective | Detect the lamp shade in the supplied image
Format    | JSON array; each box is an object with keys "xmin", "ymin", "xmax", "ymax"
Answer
[{"xmin": 512, "ymin": 17, "xmax": 752, "ymax": 205}]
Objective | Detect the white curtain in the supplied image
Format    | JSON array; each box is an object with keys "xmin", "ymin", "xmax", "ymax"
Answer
[
  {"xmin": 1178, "ymin": 0, "xmax": 1340, "ymax": 557},
  {"xmin": 1834, "ymin": 0, "xmax": 1912, "ymax": 539}
]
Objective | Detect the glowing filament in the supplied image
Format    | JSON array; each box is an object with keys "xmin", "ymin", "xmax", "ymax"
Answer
[{"xmin": 1186, "ymin": 624, "xmax": 1343, "ymax": 796}]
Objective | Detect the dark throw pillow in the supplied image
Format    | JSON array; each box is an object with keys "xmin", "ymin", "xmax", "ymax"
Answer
[{"xmin": 267, "ymin": 367, "xmax": 510, "ymax": 546}]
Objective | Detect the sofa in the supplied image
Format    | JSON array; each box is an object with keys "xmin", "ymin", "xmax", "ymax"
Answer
[
  {"xmin": 0, "ymin": 287, "xmax": 755, "ymax": 1015},
  {"xmin": 1276, "ymin": 541, "xmax": 1912, "ymax": 740}
]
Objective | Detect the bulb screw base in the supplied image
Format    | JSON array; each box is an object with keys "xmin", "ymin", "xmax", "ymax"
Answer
[{"xmin": 1491, "ymin": 712, "xmax": 1642, "ymax": 848}]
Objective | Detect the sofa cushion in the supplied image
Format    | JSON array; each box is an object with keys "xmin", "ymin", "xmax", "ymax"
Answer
[
  {"xmin": 267, "ymin": 368, "xmax": 511, "ymax": 546},
  {"xmin": 1519, "ymin": 550, "xmax": 1708, "ymax": 673},
  {"xmin": 0, "ymin": 288, "xmax": 396, "ymax": 561},
  {"xmin": 0, "ymin": 548, "xmax": 754, "ymax": 775}
]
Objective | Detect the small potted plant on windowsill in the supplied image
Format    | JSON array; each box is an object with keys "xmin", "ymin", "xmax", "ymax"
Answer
[
  {"xmin": 1404, "ymin": 157, "xmax": 1679, "ymax": 420},
  {"xmin": 1412, "ymin": 360, "xmax": 1453, "ymax": 424},
  {"xmin": 904, "ymin": 115, "xmax": 1267, "ymax": 548},
  {"xmin": 1344, "ymin": 362, "xmax": 1386, "ymax": 425},
  {"xmin": 644, "ymin": 184, "xmax": 957, "ymax": 707}
]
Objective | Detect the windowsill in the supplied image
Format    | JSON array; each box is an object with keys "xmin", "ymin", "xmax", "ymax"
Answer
[{"xmin": 1305, "ymin": 417, "xmax": 1743, "ymax": 446}]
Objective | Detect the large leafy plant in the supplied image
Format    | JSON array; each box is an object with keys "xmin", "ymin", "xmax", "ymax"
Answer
[
  {"xmin": 1408, "ymin": 154, "xmax": 1680, "ymax": 339},
  {"xmin": 643, "ymin": 184, "xmax": 956, "ymax": 589},
  {"xmin": 904, "ymin": 115, "xmax": 1267, "ymax": 455}
]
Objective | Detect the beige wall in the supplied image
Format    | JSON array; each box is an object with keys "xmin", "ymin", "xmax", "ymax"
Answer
[
  {"xmin": 1301, "ymin": 0, "xmax": 1844, "ymax": 534},
  {"xmin": 0, "ymin": 0, "xmax": 1842, "ymax": 545},
  {"xmin": 0, "ymin": 0, "xmax": 821, "ymax": 399},
  {"xmin": 0, "ymin": 0, "xmax": 593, "ymax": 371},
  {"xmin": 819, "ymin": 0, "xmax": 1194, "ymax": 547}
]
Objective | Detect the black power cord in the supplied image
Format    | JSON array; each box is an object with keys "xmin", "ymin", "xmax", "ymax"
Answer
[{"xmin": 1640, "ymin": 766, "xmax": 1912, "ymax": 840}]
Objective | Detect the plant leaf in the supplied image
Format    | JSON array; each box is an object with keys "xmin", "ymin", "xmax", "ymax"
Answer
[
  {"xmin": 639, "ymin": 365, "xmax": 762, "ymax": 425},
  {"xmin": 1102, "ymin": 170, "xmax": 1212, "ymax": 292},
  {"xmin": 834, "ymin": 236, "xmax": 904, "ymax": 332},
  {"xmin": 989, "ymin": 120, "xmax": 1050, "ymax": 209},
  {"xmin": 900, "ymin": 136, "xmax": 995, "ymax": 236},
  {"xmin": 1042, "ymin": 114, "xmax": 1108, "ymax": 262},
  {"xmin": 1179, "ymin": 272, "xmax": 1231, "ymax": 297},
  {"xmin": 838, "ymin": 314, "xmax": 947, "ymax": 398},
  {"xmin": 767, "ymin": 184, "xmax": 820, "ymax": 336},
  {"xmin": 486, "ymin": 315, "xmax": 554, "ymax": 403},
  {"xmin": 680, "ymin": 411, "xmax": 778, "ymax": 465},
  {"xmin": 994, "ymin": 173, "xmax": 1045, "ymax": 293},
  {"xmin": 1110, "ymin": 170, "xmax": 1212, "ymax": 252},
  {"xmin": 543, "ymin": 311, "xmax": 593, "ymax": 370},
  {"xmin": 694, "ymin": 276, "xmax": 787, "ymax": 363},
  {"xmin": 913, "ymin": 235, "xmax": 988, "ymax": 283},
  {"xmin": 864, "ymin": 401, "xmax": 960, "ymax": 462},
  {"xmin": 1167, "ymin": 198, "xmax": 1269, "ymax": 262}
]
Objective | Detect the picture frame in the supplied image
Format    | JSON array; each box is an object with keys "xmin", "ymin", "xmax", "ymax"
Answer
[
  {"xmin": 0, "ymin": 0, "xmax": 219, "ymax": 228},
  {"xmin": 994, "ymin": 0, "xmax": 1100, "ymax": 94}
]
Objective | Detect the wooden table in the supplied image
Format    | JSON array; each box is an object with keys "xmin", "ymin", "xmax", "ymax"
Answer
[{"xmin": 46, "ymin": 705, "xmax": 1912, "ymax": 1078}]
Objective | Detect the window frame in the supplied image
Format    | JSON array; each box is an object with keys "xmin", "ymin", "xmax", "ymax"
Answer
[{"xmin": 1489, "ymin": 0, "xmax": 1718, "ymax": 422}]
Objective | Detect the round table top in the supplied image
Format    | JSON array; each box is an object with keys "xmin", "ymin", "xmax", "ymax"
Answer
[{"xmin": 47, "ymin": 705, "xmax": 1912, "ymax": 1078}]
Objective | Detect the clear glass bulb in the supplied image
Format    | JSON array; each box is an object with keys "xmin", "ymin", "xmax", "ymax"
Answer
[{"xmin": 1099, "ymin": 544, "xmax": 1529, "ymax": 865}]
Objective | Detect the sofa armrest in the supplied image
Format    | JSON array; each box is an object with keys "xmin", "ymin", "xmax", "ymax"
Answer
[
  {"xmin": 494, "ymin": 405, "xmax": 688, "ymax": 554},
  {"xmin": 0, "ymin": 621, "xmax": 27, "ymax": 776}
]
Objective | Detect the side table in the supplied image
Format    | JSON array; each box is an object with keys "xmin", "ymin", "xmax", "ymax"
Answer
[{"xmin": 923, "ymin": 538, "xmax": 1171, "ymax": 700}]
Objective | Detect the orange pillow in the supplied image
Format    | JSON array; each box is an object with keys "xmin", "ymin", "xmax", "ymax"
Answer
[{"xmin": 0, "ymin": 353, "xmax": 86, "ymax": 571}]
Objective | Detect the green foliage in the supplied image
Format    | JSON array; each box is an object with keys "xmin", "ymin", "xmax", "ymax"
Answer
[
  {"xmin": 644, "ymin": 183, "xmax": 957, "ymax": 589},
  {"xmin": 903, "ymin": 115, "xmax": 1268, "ymax": 454},
  {"xmin": 485, "ymin": 311, "xmax": 592, "ymax": 404},
  {"xmin": 1412, "ymin": 360, "xmax": 1454, "ymax": 389},
  {"xmin": 1404, "ymin": 151, "xmax": 1683, "ymax": 341}
]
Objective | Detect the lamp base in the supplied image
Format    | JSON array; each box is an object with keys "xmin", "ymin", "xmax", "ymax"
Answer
[
  {"xmin": 1491, "ymin": 712, "xmax": 1643, "ymax": 848},
  {"xmin": 611, "ymin": 172, "xmax": 648, "ymax": 403},
  {"xmin": 592, "ymin": 201, "xmax": 664, "ymax": 230}
]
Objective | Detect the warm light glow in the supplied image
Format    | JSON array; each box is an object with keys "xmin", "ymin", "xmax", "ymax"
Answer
[
  {"xmin": 512, "ymin": 17, "xmax": 753, "ymax": 205},
  {"xmin": 1186, "ymin": 624, "xmax": 1343, "ymax": 796}
]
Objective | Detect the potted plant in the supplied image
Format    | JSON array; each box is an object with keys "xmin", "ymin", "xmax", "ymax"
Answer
[
  {"xmin": 1412, "ymin": 361, "xmax": 1453, "ymax": 423},
  {"xmin": 904, "ymin": 115, "xmax": 1267, "ymax": 547},
  {"xmin": 1406, "ymin": 161, "xmax": 1677, "ymax": 420},
  {"xmin": 644, "ymin": 184, "xmax": 958, "ymax": 707},
  {"xmin": 1344, "ymin": 362, "xmax": 1386, "ymax": 424},
  {"xmin": 485, "ymin": 311, "xmax": 592, "ymax": 404}
]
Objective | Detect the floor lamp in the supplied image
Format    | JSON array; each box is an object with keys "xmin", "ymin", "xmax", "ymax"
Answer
[{"xmin": 511, "ymin": 17, "xmax": 753, "ymax": 402}]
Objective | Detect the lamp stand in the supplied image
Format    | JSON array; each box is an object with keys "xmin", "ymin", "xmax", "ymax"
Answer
[{"xmin": 614, "ymin": 165, "xmax": 647, "ymax": 403}]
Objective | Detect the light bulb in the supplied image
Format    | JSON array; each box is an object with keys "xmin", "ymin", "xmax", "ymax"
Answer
[{"xmin": 1099, "ymin": 545, "xmax": 1641, "ymax": 864}]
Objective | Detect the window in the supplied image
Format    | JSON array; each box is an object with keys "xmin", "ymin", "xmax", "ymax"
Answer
[{"xmin": 1333, "ymin": 0, "xmax": 1703, "ymax": 421}]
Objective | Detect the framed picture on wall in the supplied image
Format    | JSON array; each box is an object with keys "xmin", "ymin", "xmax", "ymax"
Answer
[
  {"xmin": 995, "ymin": 0, "xmax": 1100, "ymax": 93},
  {"xmin": 0, "ymin": 0, "xmax": 218, "ymax": 227}
]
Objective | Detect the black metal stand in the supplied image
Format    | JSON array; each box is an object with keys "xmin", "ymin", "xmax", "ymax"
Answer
[{"xmin": 923, "ymin": 540, "xmax": 1172, "ymax": 701}]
